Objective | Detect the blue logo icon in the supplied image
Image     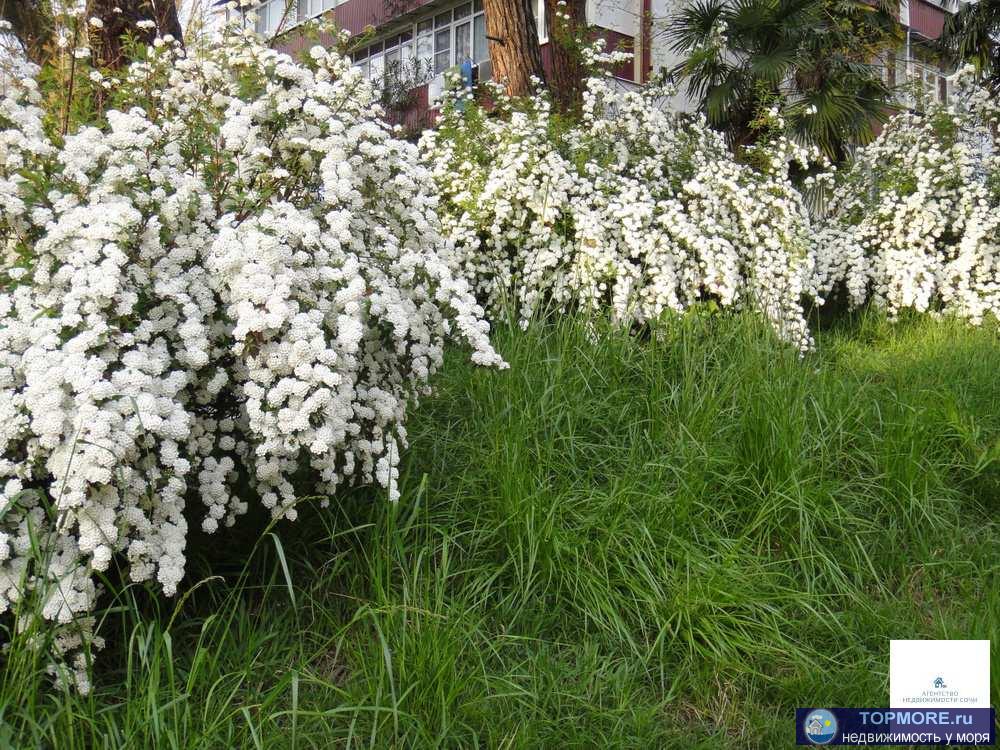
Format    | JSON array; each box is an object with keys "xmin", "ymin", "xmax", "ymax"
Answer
[
  {"xmin": 803, "ymin": 709, "xmax": 838, "ymax": 745},
  {"xmin": 933, "ymin": 676, "xmax": 947, "ymax": 689}
]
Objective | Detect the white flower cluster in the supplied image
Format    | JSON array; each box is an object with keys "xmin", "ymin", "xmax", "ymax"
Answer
[
  {"xmin": 421, "ymin": 77, "xmax": 817, "ymax": 350},
  {"xmin": 578, "ymin": 37, "xmax": 633, "ymax": 71},
  {"xmin": 809, "ymin": 71, "xmax": 1000, "ymax": 322},
  {"xmin": 0, "ymin": 29, "xmax": 503, "ymax": 686}
]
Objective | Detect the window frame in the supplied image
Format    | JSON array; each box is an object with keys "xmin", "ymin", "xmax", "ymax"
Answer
[
  {"xmin": 902, "ymin": 57, "xmax": 951, "ymax": 109},
  {"xmin": 353, "ymin": 1, "xmax": 493, "ymax": 87},
  {"xmin": 241, "ymin": 0, "xmax": 337, "ymax": 36},
  {"xmin": 532, "ymin": 0, "xmax": 547, "ymax": 43},
  {"xmin": 253, "ymin": 0, "xmax": 290, "ymax": 36},
  {"xmin": 242, "ymin": 0, "xmax": 536, "ymax": 46}
]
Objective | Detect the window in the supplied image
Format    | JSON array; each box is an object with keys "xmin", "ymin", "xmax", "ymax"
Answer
[
  {"xmin": 416, "ymin": 19, "xmax": 434, "ymax": 73},
  {"xmin": 254, "ymin": 0, "xmax": 286, "ymax": 35},
  {"xmin": 474, "ymin": 13, "xmax": 487, "ymax": 63},
  {"xmin": 455, "ymin": 21, "xmax": 471, "ymax": 65},
  {"xmin": 369, "ymin": 51, "xmax": 384, "ymax": 83},
  {"xmin": 354, "ymin": 2, "xmax": 492, "ymax": 86},
  {"xmin": 900, "ymin": 58, "xmax": 951, "ymax": 110},
  {"xmin": 454, "ymin": 3, "xmax": 473, "ymax": 66},
  {"xmin": 400, "ymin": 31, "xmax": 414, "ymax": 66},
  {"xmin": 532, "ymin": 0, "xmax": 546, "ymax": 42},
  {"xmin": 355, "ymin": 31, "xmax": 424, "ymax": 87},
  {"xmin": 243, "ymin": 0, "xmax": 338, "ymax": 34},
  {"xmin": 434, "ymin": 14, "xmax": 452, "ymax": 74},
  {"xmin": 297, "ymin": 0, "xmax": 323, "ymax": 22},
  {"xmin": 385, "ymin": 45, "xmax": 401, "ymax": 74}
]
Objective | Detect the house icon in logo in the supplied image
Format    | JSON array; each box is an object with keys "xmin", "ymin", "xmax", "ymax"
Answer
[
  {"xmin": 803, "ymin": 709, "xmax": 838, "ymax": 744},
  {"xmin": 933, "ymin": 677, "xmax": 947, "ymax": 689}
]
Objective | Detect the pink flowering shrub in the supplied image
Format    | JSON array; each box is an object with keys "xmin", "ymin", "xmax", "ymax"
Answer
[{"xmin": 0, "ymin": 29, "xmax": 503, "ymax": 688}]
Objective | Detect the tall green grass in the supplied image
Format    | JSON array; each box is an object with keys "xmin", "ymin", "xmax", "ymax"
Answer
[{"xmin": 1, "ymin": 311, "xmax": 997, "ymax": 748}]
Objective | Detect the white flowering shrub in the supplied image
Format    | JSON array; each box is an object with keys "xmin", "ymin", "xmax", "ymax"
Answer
[
  {"xmin": 809, "ymin": 70, "xmax": 1000, "ymax": 322},
  {"xmin": 421, "ymin": 76, "xmax": 818, "ymax": 350},
  {"xmin": 0, "ymin": 29, "xmax": 503, "ymax": 687}
]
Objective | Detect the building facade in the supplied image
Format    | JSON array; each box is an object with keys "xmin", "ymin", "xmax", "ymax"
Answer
[
  {"xmin": 241, "ymin": 0, "xmax": 963, "ymax": 131},
  {"xmin": 242, "ymin": 0, "xmax": 684, "ymax": 129},
  {"xmin": 891, "ymin": 0, "xmax": 964, "ymax": 109}
]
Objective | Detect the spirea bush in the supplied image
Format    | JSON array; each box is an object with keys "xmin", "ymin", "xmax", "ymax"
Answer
[
  {"xmin": 809, "ymin": 69, "xmax": 1000, "ymax": 322},
  {"xmin": 420, "ymin": 76, "xmax": 819, "ymax": 350},
  {"xmin": 0, "ymin": 29, "xmax": 503, "ymax": 688}
]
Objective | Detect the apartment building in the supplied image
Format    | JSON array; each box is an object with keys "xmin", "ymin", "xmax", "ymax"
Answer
[
  {"xmin": 892, "ymin": 0, "xmax": 965, "ymax": 109},
  {"xmin": 239, "ymin": 0, "xmax": 691, "ymax": 128},
  {"xmin": 239, "ymin": 0, "xmax": 964, "ymax": 129}
]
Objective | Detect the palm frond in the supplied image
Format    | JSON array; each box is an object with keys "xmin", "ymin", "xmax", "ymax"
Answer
[{"xmin": 666, "ymin": 0, "xmax": 729, "ymax": 56}]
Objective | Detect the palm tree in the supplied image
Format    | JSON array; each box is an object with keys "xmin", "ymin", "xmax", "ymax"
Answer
[
  {"xmin": 667, "ymin": 0, "xmax": 901, "ymax": 160},
  {"xmin": 941, "ymin": 0, "xmax": 1000, "ymax": 91}
]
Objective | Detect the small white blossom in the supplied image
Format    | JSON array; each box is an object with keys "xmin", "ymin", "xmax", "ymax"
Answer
[
  {"xmin": 808, "ymin": 71, "xmax": 1000, "ymax": 323},
  {"xmin": 0, "ymin": 27, "xmax": 505, "ymax": 689},
  {"xmin": 422, "ymin": 72, "xmax": 817, "ymax": 351}
]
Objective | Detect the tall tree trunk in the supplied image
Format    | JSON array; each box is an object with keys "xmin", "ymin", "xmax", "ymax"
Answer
[
  {"xmin": 482, "ymin": 0, "xmax": 546, "ymax": 98},
  {"xmin": 544, "ymin": 0, "xmax": 586, "ymax": 112},
  {"xmin": 92, "ymin": 0, "xmax": 184, "ymax": 70},
  {"xmin": 0, "ymin": 0, "xmax": 54, "ymax": 67}
]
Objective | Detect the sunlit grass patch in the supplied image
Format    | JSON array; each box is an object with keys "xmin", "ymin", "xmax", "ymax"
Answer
[{"xmin": 1, "ymin": 311, "xmax": 997, "ymax": 748}]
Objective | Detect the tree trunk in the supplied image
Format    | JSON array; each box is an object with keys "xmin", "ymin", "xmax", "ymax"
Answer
[
  {"xmin": 92, "ymin": 0, "xmax": 184, "ymax": 69},
  {"xmin": 544, "ymin": 0, "xmax": 586, "ymax": 112},
  {"xmin": 482, "ymin": 0, "xmax": 546, "ymax": 98},
  {"xmin": 0, "ymin": 0, "xmax": 54, "ymax": 67}
]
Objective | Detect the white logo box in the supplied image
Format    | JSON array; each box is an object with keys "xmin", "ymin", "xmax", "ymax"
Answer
[{"xmin": 890, "ymin": 640, "xmax": 991, "ymax": 708}]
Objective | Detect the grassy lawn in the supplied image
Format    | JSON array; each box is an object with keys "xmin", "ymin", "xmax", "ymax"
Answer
[{"xmin": 2, "ymin": 312, "xmax": 998, "ymax": 749}]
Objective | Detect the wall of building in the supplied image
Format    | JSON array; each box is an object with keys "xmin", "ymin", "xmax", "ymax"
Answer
[
  {"xmin": 279, "ymin": 0, "xmax": 968, "ymax": 128},
  {"xmin": 906, "ymin": 0, "xmax": 950, "ymax": 40},
  {"xmin": 894, "ymin": 0, "xmax": 959, "ymax": 112},
  {"xmin": 648, "ymin": 0, "xmax": 695, "ymax": 111},
  {"xmin": 274, "ymin": 0, "xmax": 665, "ymax": 131},
  {"xmin": 589, "ymin": 0, "xmax": 639, "ymax": 37}
]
